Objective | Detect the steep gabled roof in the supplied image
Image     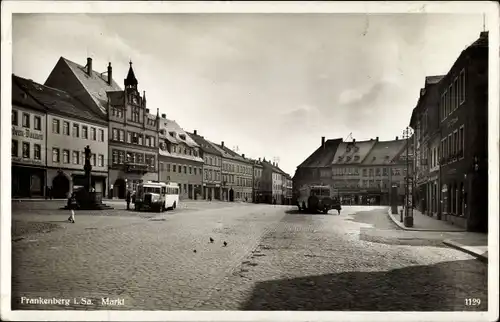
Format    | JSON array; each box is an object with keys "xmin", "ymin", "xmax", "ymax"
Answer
[
  {"xmin": 361, "ymin": 139, "xmax": 407, "ymax": 165},
  {"xmin": 12, "ymin": 75, "xmax": 47, "ymax": 112},
  {"xmin": 159, "ymin": 118, "xmax": 200, "ymax": 148},
  {"xmin": 58, "ymin": 57, "xmax": 122, "ymax": 114},
  {"xmin": 13, "ymin": 75, "xmax": 106, "ymax": 125},
  {"xmin": 331, "ymin": 139, "xmax": 377, "ymax": 165},
  {"xmin": 298, "ymin": 138, "xmax": 343, "ymax": 168},
  {"xmin": 187, "ymin": 132, "xmax": 223, "ymax": 156}
]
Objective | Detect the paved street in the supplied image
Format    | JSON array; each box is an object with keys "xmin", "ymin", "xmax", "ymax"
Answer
[{"xmin": 11, "ymin": 201, "xmax": 487, "ymax": 311}]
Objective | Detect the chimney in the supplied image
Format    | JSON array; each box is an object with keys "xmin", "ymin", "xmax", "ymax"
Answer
[
  {"xmin": 258, "ymin": 157, "xmax": 261, "ymax": 162},
  {"xmin": 376, "ymin": 137, "xmax": 379, "ymax": 141},
  {"xmin": 87, "ymin": 57, "xmax": 92, "ymax": 76},
  {"xmin": 395, "ymin": 136, "xmax": 399, "ymax": 140},
  {"xmin": 221, "ymin": 141, "xmax": 224, "ymax": 147},
  {"xmin": 242, "ymin": 154, "xmax": 245, "ymax": 158},
  {"xmin": 194, "ymin": 130, "xmax": 197, "ymax": 135},
  {"xmin": 107, "ymin": 62, "xmax": 112, "ymax": 85},
  {"xmin": 321, "ymin": 136, "xmax": 325, "ymax": 147},
  {"xmin": 161, "ymin": 113, "xmax": 166, "ymax": 119}
]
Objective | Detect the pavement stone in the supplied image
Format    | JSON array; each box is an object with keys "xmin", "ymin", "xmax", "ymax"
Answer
[{"xmin": 10, "ymin": 204, "xmax": 488, "ymax": 311}]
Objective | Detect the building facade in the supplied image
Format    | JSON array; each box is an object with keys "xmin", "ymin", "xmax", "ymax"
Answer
[
  {"xmin": 158, "ymin": 116, "xmax": 203, "ymax": 200},
  {"xmin": 261, "ymin": 160, "xmax": 284, "ymax": 204},
  {"xmin": 45, "ymin": 57, "xmax": 159, "ymax": 198},
  {"xmin": 251, "ymin": 159, "xmax": 264, "ymax": 203},
  {"xmin": 437, "ymin": 31, "xmax": 488, "ymax": 232},
  {"xmin": 187, "ymin": 130, "xmax": 222, "ymax": 200},
  {"xmin": 284, "ymin": 174, "xmax": 293, "ymax": 205},
  {"xmin": 11, "ymin": 76, "xmax": 47, "ymax": 198},
  {"xmin": 14, "ymin": 75, "xmax": 109, "ymax": 198}
]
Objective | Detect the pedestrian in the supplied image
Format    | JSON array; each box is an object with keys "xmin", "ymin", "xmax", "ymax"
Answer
[
  {"xmin": 126, "ymin": 190, "xmax": 131, "ymax": 210},
  {"xmin": 68, "ymin": 193, "xmax": 76, "ymax": 223},
  {"xmin": 49, "ymin": 186, "xmax": 53, "ymax": 200}
]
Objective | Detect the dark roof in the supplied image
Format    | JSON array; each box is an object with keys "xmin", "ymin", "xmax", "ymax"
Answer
[
  {"xmin": 187, "ymin": 132, "xmax": 222, "ymax": 156},
  {"xmin": 262, "ymin": 160, "xmax": 285, "ymax": 174},
  {"xmin": 125, "ymin": 62, "xmax": 138, "ymax": 87},
  {"xmin": 471, "ymin": 31, "xmax": 488, "ymax": 48},
  {"xmin": 107, "ymin": 91, "xmax": 124, "ymax": 105},
  {"xmin": 332, "ymin": 139, "xmax": 377, "ymax": 165},
  {"xmin": 425, "ymin": 75, "xmax": 445, "ymax": 85},
  {"xmin": 12, "ymin": 75, "xmax": 47, "ymax": 112},
  {"xmin": 361, "ymin": 140, "xmax": 407, "ymax": 165},
  {"xmin": 13, "ymin": 75, "xmax": 107, "ymax": 125},
  {"xmin": 215, "ymin": 144, "xmax": 251, "ymax": 164},
  {"xmin": 59, "ymin": 57, "xmax": 122, "ymax": 113},
  {"xmin": 298, "ymin": 138, "xmax": 343, "ymax": 168}
]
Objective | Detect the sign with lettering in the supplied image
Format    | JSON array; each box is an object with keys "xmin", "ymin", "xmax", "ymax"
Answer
[
  {"xmin": 12, "ymin": 156, "xmax": 43, "ymax": 165},
  {"xmin": 12, "ymin": 126, "xmax": 44, "ymax": 140}
]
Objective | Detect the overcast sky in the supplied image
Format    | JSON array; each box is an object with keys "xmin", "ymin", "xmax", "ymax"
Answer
[{"xmin": 12, "ymin": 13, "xmax": 485, "ymax": 175}]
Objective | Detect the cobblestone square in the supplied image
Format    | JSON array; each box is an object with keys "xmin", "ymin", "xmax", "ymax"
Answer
[{"xmin": 10, "ymin": 201, "xmax": 488, "ymax": 311}]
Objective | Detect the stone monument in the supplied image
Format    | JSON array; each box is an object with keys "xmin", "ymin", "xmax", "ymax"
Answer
[{"xmin": 63, "ymin": 145, "xmax": 112, "ymax": 210}]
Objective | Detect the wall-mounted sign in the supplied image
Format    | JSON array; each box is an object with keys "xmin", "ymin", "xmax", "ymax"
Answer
[
  {"xmin": 12, "ymin": 127, "xmax": 44, "ymax": 140},
  {"xmin": 447, "ymin": 117, "xmax": 459, "ymax": 128},
  {"xmin": 12, "ymin": 156, "xmax": 44, "ymax": 165}
]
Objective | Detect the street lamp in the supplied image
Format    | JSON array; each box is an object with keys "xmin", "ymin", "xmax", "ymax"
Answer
[{"xmin": 402, "ymin": 126, "xmax": 414, "ymax": 227}]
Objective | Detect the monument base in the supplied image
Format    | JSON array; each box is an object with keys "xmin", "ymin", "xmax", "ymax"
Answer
[
  {"xmin": 62, "ymin": 190, "xmax": 113, "ymax": 210},
  {"xmin": 403, "ymin": 216, "xmax": 414, "ymax": 227}
]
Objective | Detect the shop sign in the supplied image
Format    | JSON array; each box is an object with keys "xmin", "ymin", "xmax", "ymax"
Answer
[
  {"xmin": 12, "ymin": 126, "xmax": 44, "ymax": 140},
  {"xmin": 12, "ymin": 156, "xmax": 44, "ymax": 165}
]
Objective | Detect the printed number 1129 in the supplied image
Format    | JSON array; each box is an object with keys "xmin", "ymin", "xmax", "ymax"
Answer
[{"xmin": 465, "ymin": 298, "xmax": 481, "ymax": 306}]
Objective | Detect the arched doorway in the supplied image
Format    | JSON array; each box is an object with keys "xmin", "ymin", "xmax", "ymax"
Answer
[
  {"xmin": 229, "ymin": 188, "xmax": 234, "ymax": 202},
  {"xmin": 114, "ymin": 178, "xmax": 126, "ymax": 199},
  {"xmin": 52, "ymin": 172, "xmax": 70, "ymax": 198}
]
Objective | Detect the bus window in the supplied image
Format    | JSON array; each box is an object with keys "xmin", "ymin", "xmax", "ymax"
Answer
[
  {"xmin": 175, "ymin": 188, "xmax": 179, "ymax": 195},
  {"xmin": 162, "ymin": 187, "xmax": 166, "ymax": 194}
]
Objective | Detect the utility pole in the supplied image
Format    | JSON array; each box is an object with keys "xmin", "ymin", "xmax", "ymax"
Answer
[{"xmin": 403, "ymin": 127, "xmax": 414, "ymax": 227}]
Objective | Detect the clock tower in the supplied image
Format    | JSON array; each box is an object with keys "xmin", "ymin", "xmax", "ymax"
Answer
[{"xmin": 124, "ymin": 61, "xmax": 145, "ymax": 109}]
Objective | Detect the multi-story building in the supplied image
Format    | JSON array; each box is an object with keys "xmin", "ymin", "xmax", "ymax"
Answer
[
  {"xmin": 11, "ymin": 75, "xmax": 47, "ymax": 198},
  {"xmin": 261, "ymin": 160, "xmax": 285, "ymax": 204},
  {"xmin": 14, "ymin": 76, "xmax": 109, "ymax": 198},
  {"xmin": 436, "ymin": 31, "xmax": 488, "ymax": 232},
  {"xmin": 409, "ymin": 75, "xmax": 444, "ymax": 215},
  {"xmin": 410, "ymin": 76, "xmax": 445, "ymax": 214},
  {"xmin": 158, "ymin": 116, "xmax": 203, "ymax": 200},
  {"xmin": 251, "ymin": 158, "xmax": 264, "ymax": 203},
  {"xmin": 284, "ymin": 174, "xmax": 293, "ymax": 205},
  {"xmin": 295, "ymin": 136, "xmax": 411, "ymax": 206},
  {"xmin": 45, "ymin": 57, "xmax": 159, "ymax": 198},
  {"xmin": 293, "ymin": 137, "xmax": 343, "ymax": 196},
  {"xmin": 209, "ymin": 142, "xmax": 253, "ymax": 202},
  {"xmin": 187, "ymin": 130, "xmax": 222, "ymax": 200}
]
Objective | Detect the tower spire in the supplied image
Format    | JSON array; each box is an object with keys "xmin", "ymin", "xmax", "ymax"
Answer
[{"xmin": 124, "ymin": 59, "xmax": 138, "ymax": 89}]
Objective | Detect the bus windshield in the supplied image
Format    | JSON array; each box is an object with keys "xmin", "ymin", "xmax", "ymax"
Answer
[
  {"xmin": 311, "ymin": 188, "xmax": 330, "ymax": 197},
  {"xmin": 143, "ymin": 187, "xmax": 161, "ymax": 194}
]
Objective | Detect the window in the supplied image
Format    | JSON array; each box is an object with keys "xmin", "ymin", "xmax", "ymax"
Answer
[
  {"xmin": 132, "ymin": 107, "xmax": 140, "ymax": 122},
  {"xmin": 127, "ymin": 132, "xmax": 132, "ymax": 143},
  {"xmin": 96, "ymin": 153, "xmax": 104, "ymax": 166},
  {"xmin": 73, "ymin": 151, "xmax": 79, "ymax": 164},
  {"xmin": 166, "ymin": 163, "xmax": 171, "ymax": 172},
  {"xmin": 453, "ymin": 77, "xmax": 459, "ymax": 111},
  {"xmin": 91, "ymin": 153, "xmax": 96, "ymax": 166},
  {"xmin": 448, "ymin": 134, "xmax": 452, "ymax": 159},
  {"xmin": 459, "ymin": 126, "xmax": 465, "ymax": 157},
  {"xmin": 82, "ymin": 126, "xmax": 88, "ymax": 139},
  {"xmin": 138, "ymin": 134, "xmax": 143, "ymax": 145},
  {"xmin": 22, "ymin": 113, "xmax": 30, "ymax": 128},
  {"xmin": 63, "ymin": 121, "xmax": 70, "ymax": 135},
  {"xmin": 119, "ymin": 130, "xmax": 125, "ymax": 142},
  {"xmin": 448, "ymin": 85, "xmax": 452, "ymax": 115},
  {"xmin": 460, "ymin": 69, "xmax": 466, "ymax": 104},
  {"xmin": 63, "ymin": 150, "xmax": 70, "ymax": 163},
  {"xmin": 12, "ymin": 111, "xmax": 18, "ymax": 125},
  {"xmin": 99, "ymin": 129, "xmax": 104, "ymax": 141},
  {"xmin": 440, "ymin": 93, "xmax": 445, "ymax": 121},
  {"xmin": 91, "ymin": 127, "xmax": 96, "ymax": 140},
  {"xmin": 34, "ymin": 144, "xmax": 41, "ymax": 160},
  {"xmin": 81, "ymin": 151, "xmax": 85, "ymax": 165},
  {"xmin": 453, "ymin": 130, "xmax": 459, "ymax": 158},
  {"xmin": 112, "ymin": 150, "xmax": 118, "ymax": 164},
  {"xmin": 52, "ymin": 148, "xmax": 60, "ymax": 163},
  {"xmin": 52, "ymin": 119, "xmax": 60, "ymax": 133},
  {"xmin": 112, "ymin": 128, "xmax": 118, "ymax": 141},
  {"xmin": 12, "ymin": 140, "xmax": 18, "ymax": 157},
  {"xmin": 34, "ymin": 116, "xmax": 42, "ymax": 130},
  {"xmin": 184, "ymin": 166, "xmax": 187, "ymax": 174},
  {"xmin": 189, "ymin": 166, "xmax": 192, "ymax": 174},
  {"xmin": 73, "ymin": 124, "xmax": 79, "ymax": 138},
  {"xmin": 22, "ymin": 142, "xmax": 29, "ymax": 158},
  {"xmin": 173, "ymin": 164, "xmax": 176, "ymax": 172}
]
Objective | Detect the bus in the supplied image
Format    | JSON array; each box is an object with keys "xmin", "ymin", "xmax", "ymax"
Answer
[
  {"xmin": 296, "ymin": 184, "xmax": 341, "ymax": 214},
  {"xmin": 133, "ymin": 181, "xmax": 179, "ymax": 212}
]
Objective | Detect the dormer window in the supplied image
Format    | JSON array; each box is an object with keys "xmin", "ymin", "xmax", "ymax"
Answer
[
  {"xmin": 338, "ymin": 156, "xmax": 343, "ymax": 161},
  {"xmin": 372, "ymin": 156, "xmax": 376, "ymax": 161},
  {"xmin": 354, "ymin": 156, "xmax": 360, "ymax": 161},
  {"xmin": 179, "ymin": 134, "xmax": 186, "ymax": 140},
  {"xmin": 169, "ymin": 131, "xmax": 175, "ymax": 137},
  {"xmin": 160, "ymin": 129, "xmax": 166, "ymax": 135},
  {"xmin": 346, "ymin": 156, "xmax": 351, "ymax": 161}
]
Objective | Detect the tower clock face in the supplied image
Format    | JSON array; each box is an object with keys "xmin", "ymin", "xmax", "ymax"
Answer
[{"xmin": 132, "ymin": 96, "xmax": 138, "ymax": 104}]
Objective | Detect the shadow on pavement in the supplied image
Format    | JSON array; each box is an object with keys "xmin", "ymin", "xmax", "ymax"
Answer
[
  {"xmin": 285, "ymin": 209, "xmax": 338, "ymax": 215},
  {"xmin": 240, "ymin": 259, "xmax": 487, "ymax": 311}
]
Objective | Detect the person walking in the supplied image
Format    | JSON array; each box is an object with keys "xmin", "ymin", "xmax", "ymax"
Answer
[
  {"xmin": 68, "ymin": 193, "xmax": 76, "ymax": 223},
  {"xmin": 126, "ymin": 190, "xmax": 131, "ymax": 210}
]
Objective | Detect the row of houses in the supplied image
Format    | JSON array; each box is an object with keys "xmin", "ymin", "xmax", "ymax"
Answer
[
  {"xmin": 409, "ymin": 31, "xmax": 489, "ymax": 232},
  {"xmin": 11, "ymin": 56, "xmax": 293, "ymax": 204},
  {"xmin": 293, "ymin": 135, "xmax": 412, "ymax": 206}
]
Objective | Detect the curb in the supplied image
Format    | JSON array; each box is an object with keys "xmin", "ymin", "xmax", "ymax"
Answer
[
  {"xmin": 442, "ymin": 239, "xmax": 488, "ymax": 263},
  {"xmin": 386, "ymin": 208, "xmax": 467, "ymax": 232}
]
